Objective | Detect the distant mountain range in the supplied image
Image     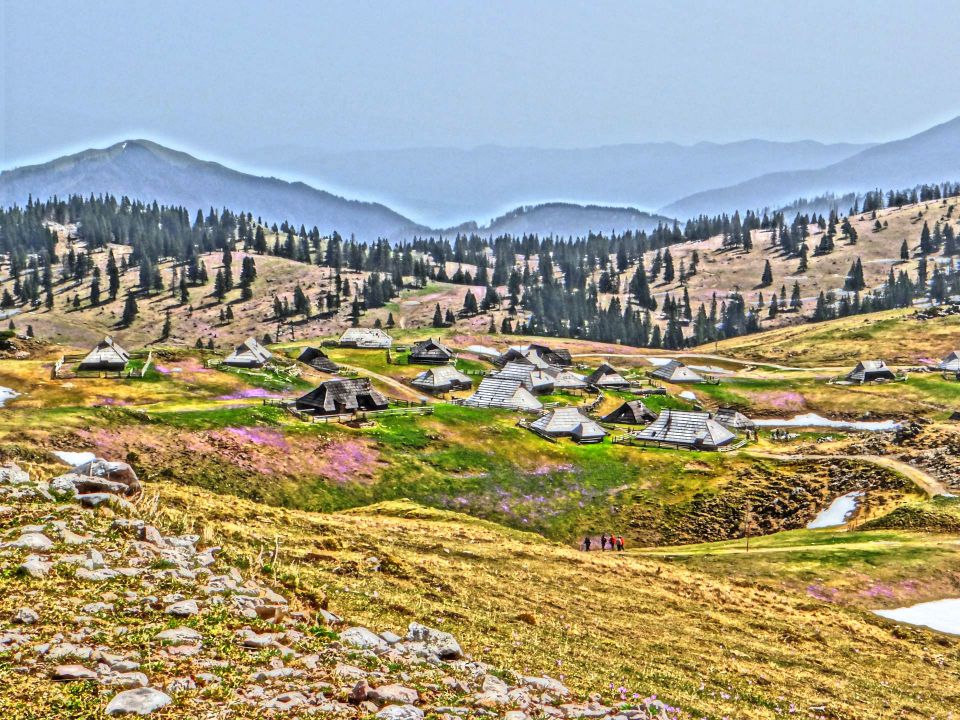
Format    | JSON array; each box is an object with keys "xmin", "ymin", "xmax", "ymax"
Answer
[
  {"xmin": 0, "ymin": 140, "xmax": 673, "ymax": 240},
  {"xmin": 247, "ymin": 140, "xmax": 872, "ymax": 226},
  {"xmin": 3, "ymin": 115, "xmax": 960, "ymax": 240},
  {"xmin": 662, "ymin": 115, "xmax": 960, "ymax": 218}
]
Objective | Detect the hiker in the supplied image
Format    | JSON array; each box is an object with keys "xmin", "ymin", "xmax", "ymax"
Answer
[
  {"xmin": 617, "ymin": 536, "xmax": 625, "ymax": 551},
  {"xmin": 600, "ymin": 534, "xmax": 608, "ymax": 551},
  {"xmin": 583, "ymin": 536, "xmax": 591, "ymax": 552},
  {"xmin": 608, "ymin": 532, "xmax": 615, "ymax": 551}
]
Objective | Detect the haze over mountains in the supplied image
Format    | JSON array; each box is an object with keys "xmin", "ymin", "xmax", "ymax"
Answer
[{"xmin": 2, "ymin": 115, "xmax": 960, "ymax": 241}]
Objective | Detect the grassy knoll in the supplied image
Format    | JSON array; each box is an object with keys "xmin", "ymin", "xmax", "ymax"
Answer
[
  {"xmin": 706, "ymin": 307, "xmax": 960, "ymax": 367},
  {"xmin": 148, "ymin": 482, "xmax": 960, "ymax": 719}
]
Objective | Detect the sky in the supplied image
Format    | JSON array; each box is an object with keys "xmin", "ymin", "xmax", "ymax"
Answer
[{"xmin": 3, "ymin": 0, "xmax": 960, "ymax": 171}]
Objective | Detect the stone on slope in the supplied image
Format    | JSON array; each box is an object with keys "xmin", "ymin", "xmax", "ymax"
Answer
[
  {"xmin": 376, "ymin": 705, "xmax": 424, "ymax": 720},
  {"xmin": 70, "ymin": 458, "xmax": 141, "ymax": 497},
  {"xmin": 368, "ymin": 684, "xmax": 419, "ymax": 705},
  {"xmin": 51, "ymin": 664, "xmax": 98, "ymax": 682},
  {"xmin": 155, "ymin": 627, "xmax": 202, "ymax": 644},
  {"xmin": 341, "ymin": 626, "xmax": 388, "ymax": 650},
  {"xmin": 104, "ymin": 687, "xmax": 172, "ymax": 716},
  {"xmin": 164, "ymin": 599, "xmax": 199, "ymax": 617},
  {"xmin": 405, "ymin": 622, "xmax": 463, "ymax": 659},
  {"xmin": 18, "ymin": 555, "xmax": 51, "ymax": 577},
  {"xmin": 9, "ymin": 533, "xmax": 54, "ymax": 551},
  {"xmin": 13, "ymin": 607, "xmax": 39, "ymax": 625}
]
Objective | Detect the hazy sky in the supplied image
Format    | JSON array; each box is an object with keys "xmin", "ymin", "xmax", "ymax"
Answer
[{"xmin": 3, "ymin": 0, "xmax": 960, "ymax": 169}]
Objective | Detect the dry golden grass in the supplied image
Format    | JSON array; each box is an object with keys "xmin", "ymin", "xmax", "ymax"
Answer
[{"xmin": 150, "ymin": 483, "xmax": 960, "ymax": 720}]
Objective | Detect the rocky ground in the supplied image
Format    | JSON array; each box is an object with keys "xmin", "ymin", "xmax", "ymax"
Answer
[{"xmin": 0, "ymin": 459, "xmax": 677, "ymax": 719}]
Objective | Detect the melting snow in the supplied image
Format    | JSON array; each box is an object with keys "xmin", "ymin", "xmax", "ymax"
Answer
[
  {"xmin": 645, "ymin": 357, "xmax": 672, "ymax": 366},
  {"xmin": 754, "ymin": 413, "xmax": 900, "ymax": 431},
  {"xmin": 0, "ymin": 387, "xmax": 19, "ymax": 407},
  {"xmin": 465, "ymin": 345, "xmax": 500, "ymax": 358},
  {"xmin": 678, "ymin": 391, "xmax": 697, "ymax": 401},
  {"xmin": 807, "ymin": 491, "xmax": 862, "ymax": 528},
  {"xmin": 875, "ymin": 599, "xmax": 960, "ymax": 635}
]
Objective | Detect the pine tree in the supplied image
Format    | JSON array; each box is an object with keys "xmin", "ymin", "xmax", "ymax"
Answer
[
  {"xmin": 161, "ymin": 311, "xmax": 171, "ymax": 340},
  {"xmin": 462, "ymin": 290, "xmax": 479, "ymax": 315},
  {"xmin": 760, "ymin": 260, "xmax": 773, "ymax": 287},
  {"xmin": 121, "ymin": 293, "xmax": 139, "ymax": 326}
]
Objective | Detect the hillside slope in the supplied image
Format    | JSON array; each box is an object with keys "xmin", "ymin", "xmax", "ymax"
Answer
[{"xmin": 664, "ymin": 116, "xmax": 960, "ymax": 217}]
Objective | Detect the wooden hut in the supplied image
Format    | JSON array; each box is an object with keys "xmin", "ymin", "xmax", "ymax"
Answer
[
  {"xmin": 409, "ymin": 338, "xmax": 454, "ymax": 364},
  {"xmin": 633, "ymin": 410, "xmax": 735, "ymax": 450},
  {"xmin": 78, "ymin": 336, "xmax": 130, "ymax": 372},
  {"xmin": 529, "ymin": 408, "xmax": 607, "ymax": 443},
  {"xmin": 846, "ymin": 360, "xmax": 896, "ymax": 383},
  {"xmin": 495, "ymin": 361, "xmax": 556, "ymax": 394},
  {"xmin": 295, "ymin": 378, "xmax": 389, "ymax": 416},
  {"xmin": 938, "ymin": 351, "xmax": 960, "ymax": 373},
  {"xmin": 494, "ymin": 343, "xmax": 572, "ymax": 370},
  {"xmin": 339, "ymin": 328, "xmax": 393, "ymax": 349},
  {"xmin": 223, "ymin": 338, "xmax": 273, "ymax": 368},
  {"xmin": 297, "ymin": 347, "xmax": 339, "ymax": 373},
  {"xmin": 411, "ymin": 366, "xmax": 473, "ymax": 394},
  {"xmin": 463, "ymin": 377, "xmax": 543, "ymax": 411},
  {"xmin": 713, "ymin": 407, "xmax": 755, "ymax": 432},
  {"xmin": 602, "ymin": 400, "xmax": 657, "ymax": 425},
  {"xmin": 551, "ymin": 369, "xmax": 589, "ymax": 391},
  {"xmin": 585, "ymin": 362, "xmax": 630, "ymax": 389},
  {"xmin": 650, "ymin": 360, "xmax": 704, "ymax": 384}
]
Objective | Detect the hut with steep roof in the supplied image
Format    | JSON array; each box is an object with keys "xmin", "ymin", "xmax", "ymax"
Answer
[
  {"xmin": 463, "ymin": 377, "xmax": 543, "ymax": 411},
  {"xmin": 411, "ymin": 365, "xmax": 473, "ymax": 394},
  {"xmin": 339, "ymin": 327, "xmax": 393, "ymax": 349},
  {"xmin": 529, "ymin": 407, "xmax": 607, "ymax": 443},
  {"xmin": 223, "ymin": 338, "xmax": 273, "ymax": 368},
  {"xmin": 409, "ymin": 338, "xmax": 455, "ymax": 364},
  {"xmin": 602, "ymin": 400, "xmax": 657, "ymax": 425},
  {"xmin": 297, "ymin": 347, "xmax": 339, "ymax": 373},
  {"xmin": 632, "ymin": 409, "xmax": 735, "ymax": 450},
  {"xmin": 650, "ymin": 360, "xmax": 704, "ymax": 384},
  {"xmin": 295, "ymin": 378, "xmax": 389, "ymax": 416},
  {"xmin": 78, "ymin": 336, "xmax": 130, "ymax": 372},
  {"xmin": 846, "ymin": 360, "xmax": 896, "ymax": 383},
  {"xmin": 585, "ymin": 362, "xmax": 630, "ymax": 389}
]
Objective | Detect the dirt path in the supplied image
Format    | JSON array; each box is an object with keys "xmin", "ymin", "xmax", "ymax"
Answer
[
  {"xmin": 568, "ymin": 351, "xmax": 839, "ymax": 373},
  {"xmin": 637, "ymin": 537, "xmax": 960, "ymax": 557},
  {"xmin": 339, "ymin": 363, "xmax": 424, "ymax": 402},
  {"xmin": 743, "ymin": 451, "xmax": 950, "ymax": 497}
]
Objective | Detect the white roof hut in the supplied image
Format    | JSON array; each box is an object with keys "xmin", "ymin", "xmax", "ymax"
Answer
[{"xmin": 78, "ymin": 336, "xmax": 130, "ymax": 372}]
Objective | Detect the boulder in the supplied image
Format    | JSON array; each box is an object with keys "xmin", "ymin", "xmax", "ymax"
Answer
[
  {"xmin": 368, "ymin": 684, "xmax": 419, "ymax": 705},
  {"xmin": 376, "ymin": 705, "xmax": 424, "ymax": 720},
  {"xmin": 50, "ymin": 473, "xmax": 129, "ymax": 498},
  {"xmin": 104, "ymin": 687, "xmax": 172, "ymax": 716},
  {"xmin": 70, "ymin": 458, "xmax": 141, "ymax": 497},
  {"xmin": 51, "ymin": 664, "xmax": 98, "ymax": 682},
  {"xmin": 0, "ymin": 464, "xmax": 31, "ymax": 485},
  {"xmin": 8, "ymin": 532, "xmax": 54, "ymax": 551},
  {"xmin": 164, "ymin": 599, "xmax": 199, "ymax": 617},
  {"xmin": 155, "ymin": 627, "xmax": 203, "ymax": 644},
  {"xmin": 341, "ymin": 626, "xmax": 388, "ymax": 650},
  {"xmin": 405, "ymin": 622, "xmax": 463, "ymax": 659},
  {"xmin": 13, "ymin": 607, "xmax": 39, "ymax": 625}
]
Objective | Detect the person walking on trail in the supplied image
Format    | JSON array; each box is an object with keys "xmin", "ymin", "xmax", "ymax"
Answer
[
  {"xmin": 600, "ymin": 534, "xmax": 608, "ymax": 551},
  {"xmin": 617, "ymin": 536, "xmax": 625, "ymax": 551},
  {"xmin": 608, "ymin": 532, "xmax": 616, "ymax": 551},
  {"xmin": 583, "ymin": 536, "xmax": 591, "ymax": 552}
]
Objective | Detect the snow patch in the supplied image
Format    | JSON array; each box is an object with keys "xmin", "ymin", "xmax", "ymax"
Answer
[
  {"xmin": 645, "ymin": 357, "xmax": 671, "ymax": 367},
  {"xmin": 807, "ymin": 491, "xmax": 862, "ymax": 529},
  {"xmin": 753, "ymin": 413, "xmax": 899, "ymax": 432},
  {"xmin": 0, "ymin": 387, "xmax": 19, "ymax": 407},
  {"xmin": 465, "ymin": 345, "xmax": 500, "ymax": 358},
  {"xmin": 679, "ymin": 391, "xmax": 697, "ymax": 401},
  {"xmin": 875, "ymin": 599, "xmax": 960, "ymax": 635}
]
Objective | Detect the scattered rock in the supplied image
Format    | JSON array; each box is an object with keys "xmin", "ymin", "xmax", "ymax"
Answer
[
  {"xmin": 104, "ymin": 687, "xmax": 172, "ymax": 716},
  {"xmin": 13, "ymin": 607, "xmax": 39, "ymax": 625},
  {"xmin": 164, "ymin": 599, "xmax": 199, "ymax": 617},
  {"xmin": 51, "ymin": 664, "xmax": 98, "ymax": 682},
  {"xmin": 341, "ymin": 626, "xmax": 388, "ymax": 650},
  {"xmin": 376, "ymin": 705, "xmax": 424, "ymax": 720},
  {"xmin": 405, "ymin": 622, "xmax": 463, "ymax": 659}
]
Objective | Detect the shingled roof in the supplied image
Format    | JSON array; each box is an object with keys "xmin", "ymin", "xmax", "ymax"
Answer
[
  {"xmin": 339, "ymin": 327, "xmax": 393, "ymax": 348},
  {"xmin": 495, "ymin": 361, "xmax": 555, "ymax": 393},
  {"xmin": 494, "ymin": 344, "xmax": 572, "ymax": 370},
  {"xmin": 295, "ymin": 378, "xmax": 389, "ymax": 415},
  {"xmin": 78, "ymin": 336, "xmax": 130, "ymax": 371},
  {"xmin": 847, "ymin": 360, "xmax": 895, "ymax": 383},
  {"xmin": 223, "ymin": 338, "xmax": 273, "ymax": 368},
  {"xmin": 633, "ymin": 410, "xmax": 735, "ymax": 449},
  {"xmin": 551, "ymin": 369, "xmax": 588, "ymax": 390},
  {"xmin": 409, "ymin": 338, "xmax": 454, "ymax": 364},
  {"xmin": 463, "ymin": 377, "xmax": 543, "ymax": 411},
  {"xmin": 411, "ymin": 365, "xmax": 473, "ymax": 393},
  {"xmin": 649, "ymin": 360, "xmax": 704, "ymax": 383},
  {"xmin": 584, "ymin": 363, "xmax": 630, "ymax": 389},
  {"xmin": 297, "ymin": 347, "xmax": 339, "ymax": 373},
  {"xmin": 938, "ymin": 351, "xmax": 960, "ymax": 373},
  {"xmin": 713, "ymin": 407, "xmax": 755, "ymax": 430},
  {"xmin": 602, "ymin": 400, "xmax": 657, "ymax": 425},
  {"xmin": 529, "ymin": 408, "xmax": 607, "ymax": 443}
]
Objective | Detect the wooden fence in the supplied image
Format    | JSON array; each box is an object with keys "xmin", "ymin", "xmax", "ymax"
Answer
[{"xmin": 263, "ymin": 397, "xmax": 433, "ymax": 424}]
